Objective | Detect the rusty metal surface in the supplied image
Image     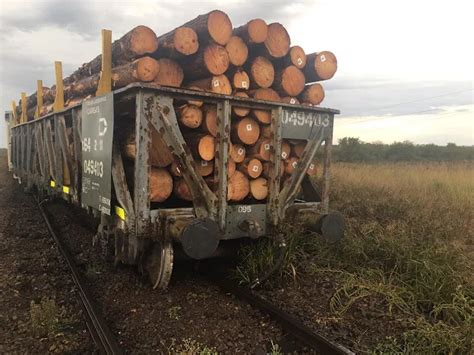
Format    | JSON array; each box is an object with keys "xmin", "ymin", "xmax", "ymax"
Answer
[{"xmin": 267, "ymin": 107, "xmax": 283, "ymax": 228}]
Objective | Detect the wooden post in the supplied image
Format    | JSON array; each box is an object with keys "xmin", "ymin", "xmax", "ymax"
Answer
[
  {"xmin": 53, "ymin": 61, "xmax": 64, "ymax": 112},
  {"xmin": 11, "ymin": 101, "xmax": 18, "ymax": 125},
  {"xmin": 96, "ymin": 29, "xmax": 112, "ymax": 96},
  {"xmin": 35, "ymin": 80, "xmax": 43, "ymax": 119},
  {"xmin": 21, "ymin": 93, "xmax": 27, "ymax": 123}
]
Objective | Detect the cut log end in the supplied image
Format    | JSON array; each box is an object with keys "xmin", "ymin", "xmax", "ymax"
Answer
[
  {"xmin": 154, "ymin": 58, "xmax": 184, "ymax": 87},
  {"xmin": 174, "ymin": 178, "xmax": 193, "ymax": 201},
  {"xmin": 204, "ymin": 43, "xmax": 230, "ymax": 75},
  {"xmin": 196, "ymin": 159, "xmax": 214, "ymax": 176},
  {"xmin": 315, "ymin": 51, "xmax": 337, "ymax": 80},
  {"xmin": 247, "ymin": 19, "xmax": 268, "ymax": 43},
  {"xmin": 179, "ymin": 104, "xmax": 203, "ymax": 129},
  {"xmin": 150, "ymin": 168, "xmax": 173, "ymax": 202},
  {"xmin": 231, "ymin": 70, "xmax": 250, "ymax": 90},
  {"xmin": 130, "ymin": 25, "xmax": 159, "ymax": 55},
  {"xmin": 276, "ymin": 65, "xmax": 305, "ymax": 96},
  {"xmin": 227, "ymin": 171, "xmax": 250, "ymax": 201},
  {"xmin": 285, "ymin": 157, "xmax": 299, "ymax": 175},
  {"xmin": 232, "ymin": 91, "xmax": 251, "ymax": 117},
  {"xmin": 264, "ymin": 23, "xmax": 290, "ymax": 58},
  {"xmin": 281, "ymin": 141, "xmax": 291, "ymax": 160},
  {"xmin": 232, "ymin": 117, "xmax": 260, "ymax": 145},
  {"xmin": 198, "ymin": 135, "xmax": 215, "ymax": 161},
  {"xmin": 230, "ymin": 143, "xmax": 246, "ymax": 163},
  {"xmin": 251, "ymin": 88, "xmax": 280, "ymax": 124},
  {"xmin": 201, "ymin": 105, "xmax": 217, "ymax": 137},
  {"xmin": 289, "ymin": 46, "xmax": 306, "ymax": 68},
  {"xmin": 208, "ymin": 10, "xmax": 233, "ymax": 45},
  {"xmin": 174, "ymin": 27, "xmax": 199, "ymax": 55},
  {"xmin": 250, "ymin": 177, "xmax": 269, "ymax": 200},
  {"xmin": 190, "ymin": 74, "xmax": 232, "ymax": 95},
  {"xmin": 239, "ymin": 158, "xmax": 263, "ymax": 178},
  {"xmin": 300, "ymin": 83, "xmax": 325, "ymax": 105},
  {"xmin": 250, "ymin": 56, "xmax": 274, "ymax": 88},
  {"xmin": 226, "ymin": 36, "xmax": 248, "ymax": 66}
]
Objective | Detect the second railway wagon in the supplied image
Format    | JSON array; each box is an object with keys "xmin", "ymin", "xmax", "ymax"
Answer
[{"xmin": 7, "ymin": 84, "xmax": 341, "ymax": 289}]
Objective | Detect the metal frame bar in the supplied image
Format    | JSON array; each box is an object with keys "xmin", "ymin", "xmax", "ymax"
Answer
[{"xmin": 267, "ymin": 107, "xmax": 283, "ymax": 228}]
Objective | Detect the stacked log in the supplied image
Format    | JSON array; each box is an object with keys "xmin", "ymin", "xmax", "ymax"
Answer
[{"xmin": 17, "ymin": 9, "xmax": 336, "ymax": 204}]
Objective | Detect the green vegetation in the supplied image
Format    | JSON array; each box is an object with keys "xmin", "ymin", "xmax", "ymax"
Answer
[
  {"xmin": 332, "ymin": 137, "xmax": 474, "ymax": 162},
  {"xmin": 30, "ymin": 297, "xmax": 73, "ymax": 337},
  {"xmin": 235, "ymin": 162, "xmax": 474, "ymax": 353},
  {"xmin": 167, "ymin": 337, "xmax": 217, "ymax": 355}
]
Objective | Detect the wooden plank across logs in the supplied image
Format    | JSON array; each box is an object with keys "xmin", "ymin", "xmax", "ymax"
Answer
[{"xmin": 17, "ymin": 9, "xmax": 337, "ymax": 204}]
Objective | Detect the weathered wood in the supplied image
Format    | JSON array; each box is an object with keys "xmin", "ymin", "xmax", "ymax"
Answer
[
  {"xmin": 273, "ymin": 65, "xmax": 305, "ymax": 97},
  {"xmin": 182, "ymin": 43, "xmax": 230, "ymax": 80},
  {"xmin": 150, "ymin": 168, "xmax": 173, "ymax": 202},
  {"xmin": 304, "ymin": 51, "xmax": 337, "ymax": 82},
  {"xmin": 238, "ymin": 157, "xmax": 262, "ymax": 178},
  {"xmin": 232, "ymin": 91, "xmax": 250, "ymax": 117},
  {"xmin": 249, "ymin": 177, "xmax": 268, "ymax": 200},
  {"xmin": 225, "ymin": 36, "xmax": 248, "ymax": 66},
  {"xmin": 231, "ymin": 117, "xmax": 260, "ymax": 145},
  {"xmin": 188, "ymin": 75, "xmax": 232, "ymax": 95},
  {"xmin": 299, "ymin": 83, "xmax": 325, "ymax": 105},
  {"xmin": 227, "ymin": 170, "xmax": 250, "ymax": 201},
  {"xmin": 181, "ymin": 10, "xmax": 233, "ymax": 45},
  {"xmin": 179, "ymin": 104, "xmax": 203, "ymax": 129},
  {"xmin": 154, "ymin": 58, "xmax": 184, "ymax": 87},
  {"xmin": 246, "ymin": 56, "xmax": 274, "ymax": 89},
  {"xmin": 154, "ymin": 26, "xmax": 199, "ymax": 58},
  {"xmin": 250, "ymin": 88, "xmax": 280, "ymax": 124},
  {"xmin": 230, "ymin": 143, "xmax": 246, "ymax": 163},
  {"xmin": 233, "ymin": 18, "xmax": 268, "ymax": 44}
]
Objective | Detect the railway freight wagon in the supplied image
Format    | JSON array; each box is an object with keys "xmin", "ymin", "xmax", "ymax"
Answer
[{"xmin": 5, "ymin": 11, "xmax": 343, "ymax": 289}]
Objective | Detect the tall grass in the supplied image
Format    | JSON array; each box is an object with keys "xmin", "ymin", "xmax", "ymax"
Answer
[{"xmin": 235, "ymin": 162, "xmax": 474, "ymax": 353}]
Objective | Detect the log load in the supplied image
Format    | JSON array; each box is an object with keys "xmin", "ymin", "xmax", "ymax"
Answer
[
  {"xmin": 230, "ymin": 143, "xmax": 246, "ymax": 163},
  {"xmin": 179, "ymin": 104, "xmax": 203, "ymax": 129},
  {"xmin": 247, "ymin": 56, "xmax": 274, "ymax": 89},
  {"xmin": 225, "ymin": 36, "xmax": 248, "ymax": 66},
  {"xmin": 248, "ymin": 138, "xmax": 271, "ymax": 161},
  {"xmin": 232, "ymin": 91, "xmax": 251, "ymax": 117},
  {"xmin": 233, "ymin": 19, "xmax": 268, "ymax": 44},
  {"xmin": 281, "ymin": 140, "xmax": 291, "ymax": 160},
  {"xmin": 174, "ymin": 178, "xmax": 193, "ymax": 201},
  {"xmin": 284, "ymin": 157, "xmax": 299, "ymax": 175},
  {"xmin": 231, "ymin": 117, "xmax": 260, "ymax": 145},
  {"xmin": 185, "ymin": 134, "xmax": 215, "ymax": 161},
  {"xmin": 229, "ymin": 68, "xmax": 250, "ymax": 90},
  {"xmin": 249, "ymin": 177, "xmax": 268, "ymax": 200},
  {"xmin": 182, "ymin": 43, "xmax": 230, "ymax": 80},
  {"xmin": 201, "ymin": 105, "xmax": 217, "ymax": 137},
  {"xmin": 238, "ymin": 158, "xmax": 262, "ymax": 178},
  {"xmin": 195, "ymin": 159, "xmax": 214, "ymax": 176},
  {"xmin": 304, "ymin": 51, "xmax": 338, "ymax": 82},
  {"xmin": 251, "ymin": 88, "xmax": 280, "ymax": 124},
  {"xmin": 227, "ymin": 171, "xmax": 250, "ymax": 201},
  {"xmin": 299, "ymin": 83, "xmax": 325, "ymax": 105},
  {"xmin": 277, "ymin": 45, "xmax": 306, "ymax": 69},
  {"xmin": 189, "ymin": 75, "xmax": 232, "ymax": 95},
  {"xmin": 262, "ymin": 23, "xmax": 290, "ymax": 58},
  {"xmin": 154, "ymin": 58, "xmax": 184, "ymax": 87},
  {"xmin": 273, "ymin": 65, "xmax": 305, "ymax": 97},
  {"xmin": 150, "ymin": 168, "xmax": 173, "ymax": 202},
  {"xmin": 181, "ymin": 10, "xmax": 233, "ymax": 46},
  {"xmin": 153, "ymin": 27, "xmax": 199, "ymax": 58},
  {"xmin": 66, "ymin": 26, "xmax": 158, "ymax": 83}
]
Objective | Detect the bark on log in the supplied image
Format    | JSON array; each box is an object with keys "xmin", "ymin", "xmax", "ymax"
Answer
[
  {"xmin": 182, "ymin": 43, "xmax": 230, "ymax": 80},
  {"xmin": 188, "ymin": 75, "xmax": 232, "ymax": 95},
  {"xmin": 181, "ymin": 10, "xmax": 233, "ymax": 46},
  {"xmin": 150, "ymin": 168, "xmax": 173, "ymax": 202},
  {"xmin": 299, "ymin": 83, "xmax": 325, "ymax": 105},
  {"xmin": 227, "ymin": 171, "xmax": 250, "ymax": 201},
  {"xmin": 185, "ymin": 134, "xmax": 215, "ymax": 161},
  {"xmin": 153, "ymin": 58, "xmax": 184, "ymax": 87},
  {"xmin": 233, "ymin": 19, "xmax": 268, "ymax": 44},
  {"xmin": 66, "ymin": 26, "xmax": 158, "ymax": 84},
  {"xmin": 248, "ymin": 137, "xmax": 272, "ymax": 161},
  {"xmin": 263, "ymin": 23, "xmax": 291, "ymax": 58},
  {"xmin": 231, "ymin": 117, "xmax": 260, "ymax": 145},
  {"xmin": 238, "ymin": 157, "xmax": 263, "ymax": 178},
  {"xmin": 200, "ymin": 105, "xmax": 217, "ymax": 137},
  {"xmin": 246, "ymin": 56, "xmax": 274, "ymax": 89},
  {"xmin": 249, "ymin": 177, "xmax": 268, "ymax": 200},
  {"xmin": 225, "ymin": 36, "xmax": 248, "ymax": 66},
  {"xmin": 174, "ymin": 178, "xmax": 193, "ymax": 201},
  {"xmin": 154, "ymin": 27, "xmax": 199, "ymax": 58},
  {"xmin": 230, "ymin": 143, "xmax": 246, "ymax": 163},
  {"xmin": 179, "ymin": 104, "xmax": 203, "ymax": 129},
  {"xmin": 250, "ymin": 88, "xmax": 280, "ymax": 124},
  {"xmin": 304, "ymin": 51, "xmax": 337, "ymax": 82},
  {"xmin": 273, "ymin": 65, "xmax": 305, "ymax": 97},
  {"xmin": 232, "ymin": 91, "xmax": 250, "ymax": 117}
]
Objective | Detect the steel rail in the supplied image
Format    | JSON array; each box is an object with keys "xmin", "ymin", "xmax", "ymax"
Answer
[
  {"xmin": 212, "ymin": 277, "xmax": 355, "ymax": 355},
  {"xmin": 37, "ymin": 199, "xmax": 123, "ymax": 355}
]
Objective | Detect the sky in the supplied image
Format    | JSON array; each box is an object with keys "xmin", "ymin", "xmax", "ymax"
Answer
[{"xmin": 0, "ymin": 0, "xmax": 473, "ymax": 148}]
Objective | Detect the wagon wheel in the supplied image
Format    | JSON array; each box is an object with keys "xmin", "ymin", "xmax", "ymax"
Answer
[{"xmin": 145, "ymin": 240, "xmax": 174, "ymax": 290}]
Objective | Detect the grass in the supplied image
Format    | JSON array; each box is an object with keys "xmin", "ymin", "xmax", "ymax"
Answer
[{"xmin": 235, "ymin": 162, "xmax": 474, "ymax": 353}]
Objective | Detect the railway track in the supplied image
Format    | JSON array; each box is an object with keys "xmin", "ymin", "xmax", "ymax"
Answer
[{"xmin": 37, "ymin": 198, "xmax": 122, "ymax": 355}]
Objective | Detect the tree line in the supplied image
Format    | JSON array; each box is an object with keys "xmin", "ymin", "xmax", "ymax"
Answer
[{"xmin": 331, "ymin": 138, "xmax": 474, "ymax": 162}]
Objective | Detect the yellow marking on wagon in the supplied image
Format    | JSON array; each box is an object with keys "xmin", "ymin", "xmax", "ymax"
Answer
[
  {"xmin": 63, "ymin": 186, "xmax": 70, "ymax": 194},
  {"xmin": 115, "ymin": 206, "xmax": 126, "ymax": 220},
  {"xmin": 50, "ymin": 180, "xmax": 56, "ymax": 187}
]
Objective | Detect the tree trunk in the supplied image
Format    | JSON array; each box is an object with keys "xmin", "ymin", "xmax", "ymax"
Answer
[
  {"xmin": 66, "ymin": 26, "xmax": 158, "ymax": 84},
  {"xmin": 304, "ymin": 51, "xmax": 338, "ymax": 82},
  {"xmin": 188, "ymin": 74, "xmax": 232, "ymax": 95},
  {"xmin": 200, "ymin": 105, "xmax": 217, "ymax": 137},
  {"xmin": 153, "ymin": 26, "xmax": 199, "ymax": 58},
  {"xmin": 150, "ymin": 168, "xmax": 173, "ymax": 202},
  {"xmin": 231, "ymin": 117, "xmax": 260, "ymax": 145},
  {"xmin": 181, "ymin": 10, "xmax": 232, "ymax": 45},
  {"xmin": 225, "ymin": 36, "xmax": 248, "ymax": 66},
  {"xmin": 230, "ymin": 143, "xmax": 246, "ymax": 163},
  {"xmin": 227, "ymin": 171, "xmax": 250, "ymax": 201},
  {"xmin": 299, "ymin": 83, "xmax": 325, "ymax": 105},
  {"xmin": 250, "ymin": 88, "xmax": 280, "ymax": 124},
  {"xmin": 178, "ymin": 104, "xmax": 203, "ymax": 129},
  {"xmin": 233, "ymin": 19, "xmax": 268, "ymax": 44},
  {"xmin": 248, "ymin": 137, "xmax": 272, "ymax": 161},
  {"xmin": 275, "ymin": 45, "xmax": 306, "ymax": 69},
  {"xmin": 246, "ymin": 56, "xmax": 274, "ymax": 89},
  {"xmin": 153, "ymin": 58, "xmax": 184, "ymax": 87},
  {"xmin": 182, "ymin": 43, "xmax": 230, "ymax": 81},
  {"xmin": 238, "ymin": 157, "xmax": 263, "ymax": 178},
  {"xmin": 232, "ymin": 91, "xmax": 250, "ymax": 117},
  {"xmin": 273, "ymin": 65, "xmax": 305, "ymax": 97},
  {"xmin": 249, "ymin": 177, "xmax": 268, "ymax": 200},
  {"xmin": 184, "ymin": 133, "xmax": 215, "ymax": 161},
  {"xmin": 260, "ymin": 23, "xmax": 290, "ymax": 58}
]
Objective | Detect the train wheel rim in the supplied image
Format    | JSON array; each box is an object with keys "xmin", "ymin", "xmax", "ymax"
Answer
[{"xmin": 145, "ymin": 241, "xmax": 174, "ymax": 290}]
